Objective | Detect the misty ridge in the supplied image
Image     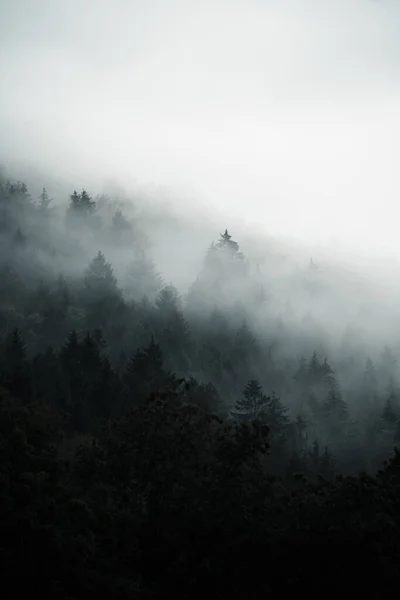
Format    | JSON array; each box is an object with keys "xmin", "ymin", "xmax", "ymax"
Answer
[
  {"xmin": 2, "ymin": 165, "xmax": 400, "ymax": 469},
  {"xmin": 3, "ymin": 0, "xmax": 400, "ymax": 596},
  {"xmin": 3, "ymin": 165, "xmax": 400, "ymax": 597}
]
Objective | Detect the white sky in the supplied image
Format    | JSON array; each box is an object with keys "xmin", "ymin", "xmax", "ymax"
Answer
[{"xmin": 1, "ymin": 0, "xmax": 400, "ymax": 256}]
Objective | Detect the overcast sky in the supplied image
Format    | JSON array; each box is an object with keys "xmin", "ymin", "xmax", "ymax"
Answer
[{"xmin": 1, "ymin": 0, "xmax": 400, "ymax": 255}]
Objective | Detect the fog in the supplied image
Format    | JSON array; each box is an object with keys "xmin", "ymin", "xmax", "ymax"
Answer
[
  {"xmin": 2, "ymin": 0, "xmax": 400, "ymax": 353},
  {"xmin": 4, "ymin": 4, "xmax": 400, "ymax": 592},
  {"xmin": 1, "ymin": 0, "xmax": 400, "ymax": 254}
]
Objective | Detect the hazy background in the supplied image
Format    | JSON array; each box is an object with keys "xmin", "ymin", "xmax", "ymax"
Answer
[{"xmin": 1, "ymin": 0, "xmax": 400, "ymax": 256}]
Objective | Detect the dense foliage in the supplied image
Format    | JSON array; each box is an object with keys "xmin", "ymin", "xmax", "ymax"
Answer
[{"xmin": 1, "ymin": 172, "xmax": 400, "ymax": 597}]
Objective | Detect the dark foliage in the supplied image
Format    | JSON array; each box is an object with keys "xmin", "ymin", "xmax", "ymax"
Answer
[{"xmin": 1, "ymin": 171, "xmax": 400, "ymax": 598}]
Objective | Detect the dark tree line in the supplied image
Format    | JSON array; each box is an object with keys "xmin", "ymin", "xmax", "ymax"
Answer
[{"xmin": 1, "ymin": 171, "xmax": 400, "ymax": 597}]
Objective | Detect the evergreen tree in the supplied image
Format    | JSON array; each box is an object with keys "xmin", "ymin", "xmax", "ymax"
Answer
[
  {"xmin": 38, "ymin": 187, "xmax": 52, "ymax": 210},
  {"xmin": 323, "ymin": 382, "xmax": 348, "ymax": 420},
  {"xmin": 111, "ymin": 209, "xmax": 132, "ymax": 232},
  {"xmin": 154, "ymin": 285, "xmax": 191, "ymax": 373},
  {"xmin": 124, "ymin": 337, "xmax": 174, "ymax": 404},
  {"xmin": 232, "ymin": 379, "xmax": 268, "ymax": 421},
  {"xmin": 110, "ymin": 209, "xmax": 134, "ymax": 245},
  {"xmin": 216, "ymin": 229, "xmax": 243, "ymax": 258},
  {"xmin": 60, "ymin": 330, "xmax": 80, "ymax": 375},
  {"xmin": 265, "ymin": 391, "xmax": 291, "ymax": 436},
  {"xmin": 84, "ymin": 251, "xmax": 119, "ymax": 299},
  {"xmin": 124, "ymin": 251, "xmax": 163, "ymax": 302},
  {"xmin": 231, "ymin": 320, "xmax": 259, "ymax": 374},
  {"xmin": 69, "ymin": 189, "xmax": 96, "ymax": 217}
]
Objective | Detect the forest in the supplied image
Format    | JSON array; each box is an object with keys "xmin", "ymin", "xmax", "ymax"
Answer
[{"xmin": 1, "ymin": 171, "xmax": 400, "ymax": 598}]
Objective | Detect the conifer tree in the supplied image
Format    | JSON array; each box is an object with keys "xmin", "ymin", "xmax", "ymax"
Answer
[
  {"xmin": 38, "ymin": 187, "xmax": 52, "ymax": 210},
  {"xmin": 69, "ymin": 189, "xmax": 96, "ymax": 217},
  {"xmin": 124, "ymin": 337, "xmax": 174, "ymax": 403},
  {"xmin": 265, "ymin": 391, "xmax": 291, "ymax": 435},
  {"xmin": 84, "ymin": 251, "xmax": 118, "ymax": 298},
  {"xmin": 124, "ymin": 251, "xmax": 163, "ymax": 302},
  {"xmin": 233, "ymin": 379, "xmax": 268, "ymax": 421}
]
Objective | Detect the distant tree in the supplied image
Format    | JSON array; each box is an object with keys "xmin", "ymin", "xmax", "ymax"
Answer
[
  {"xmin": 154, "ymin": 285, "xmax": 191, "ymax": 373},
  {"xmin": 124, "ymin": 251, "xmax": 164, "ymax": 302},
  {"xmin": 216, "ymin": 229, "xmax": 243, "ymax": 258},
  {"xmin": 84, "ymin": 251, "xmax": 119, "ymax": 298},
  {"xmin": 232, "ymin": 379, "xmax": 269, "ymax": 421},
  {"xmin": 38, "ymin": 187, "xmax": 52, "ymax": 210},
  {"xmin": 5, "ymin": 181, "xmax": 31, "ymax": 210},
  {"xmin": 123, "ymin": 336, "xmax": 175, "ymax": 404},
  {"xmin": 323, "ymin": 383, "xmax": 348, "ymax": 423},
  {"xmin": 68, "ymin": 189, "xmax": 96, "ymax": 218},
  {"xmin": 265, "ymin": 391, "xmax": 291, "ymax": 435},
  {"xmin": 231, "ymin": 320, "xmax": 259, "ymax": 373},
  {"xmin": 110, "ymin": 209, "xmax": 134, "ymax": 245}
]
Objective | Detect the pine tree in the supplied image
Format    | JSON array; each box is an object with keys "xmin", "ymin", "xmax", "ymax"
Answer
[
  {"xmin": 38, "ymin": 187, "xmax": 52, "ymax": 210},
  {"xmin": 233, "ymin": 379, "xmax": 268, "ymax": 421},
  {"xmin": 110, "ymin": 209, "xmax": 134, "ymax": 245},
  {"xmin": 231, "ymin": 320, "xmax": 259, "ymax": 371},
  {"xmin": 112, "ymin": 209, "xmax": 132, "ymax": 231},
  {"xmin": 323, "ymin": 382, "xmax": 348, "ymax": 422},
  {"xmin": 124, "ymin": 337, "xmax": 174, "ymax": 403},
  {"xmin": 84, "ymin": 251, "xmax": 118, "ymax": 297},
  {"xmin": 216, "ymin": 229, "xmax": 242, "ymax": 257},
  {"xmin": 154, "ymin": 285, "xmax": 191, "ymax": 373},
  {"xmin": 60, "ymin": 330, "xmax": 80, "ymax": 369},
  {"xmin": 265, "ymin": 391, "xmax": 291, "ymax": 435},
  {"xmin": 124, "ymin": 251, "xmax": 163, "ymax": 302},
  {"xmin": 68, "ymin": 189, "xmax": 96, "ymax": 217}
]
